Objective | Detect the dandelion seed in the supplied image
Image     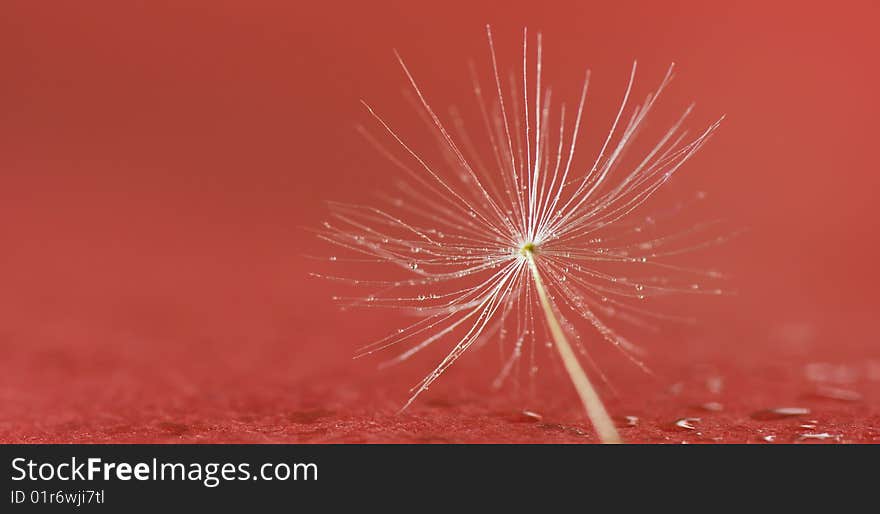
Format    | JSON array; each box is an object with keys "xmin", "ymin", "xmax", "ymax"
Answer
[{"xmin": 317, "ymin": 26, "xmax": 727, "ymax": 443}]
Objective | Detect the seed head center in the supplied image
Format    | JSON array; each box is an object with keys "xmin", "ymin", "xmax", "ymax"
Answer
[{"xmin": 519, "ymin": 242, "xmax": 538, "ymax": 257}]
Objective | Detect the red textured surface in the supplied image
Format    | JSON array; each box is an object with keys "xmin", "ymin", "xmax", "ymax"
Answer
[{"xmin": 1, "ymin": 1, "xmax": 879, "ymax": 443}]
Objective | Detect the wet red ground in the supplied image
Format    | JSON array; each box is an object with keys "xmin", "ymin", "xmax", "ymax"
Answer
[
  {"xmin": 1, "ymin": 2, "xmax": 878, "ymax": 443},
  {"xmin": 2, "ymin": 300, "xmax": 877, "ymax": 443}
]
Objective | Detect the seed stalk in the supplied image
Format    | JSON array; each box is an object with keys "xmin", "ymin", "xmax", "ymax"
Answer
[{"xmin": 525, "ymin": 249, "xmax": 622, "ymax": 444}]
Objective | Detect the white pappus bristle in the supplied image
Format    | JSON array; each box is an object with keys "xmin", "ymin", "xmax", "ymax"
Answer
[{"xmin": 317, "ymin": 26, "xmax": 729, "ymax": 443}]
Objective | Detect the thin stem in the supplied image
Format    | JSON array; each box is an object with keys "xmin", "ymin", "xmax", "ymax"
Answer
[{"xmin": 525, "ymin": 251, "xmax": 623, "ymax": 444}]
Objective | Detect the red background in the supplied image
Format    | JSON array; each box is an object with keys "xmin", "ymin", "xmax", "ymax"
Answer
[{"xmin": 1, "ymin": 1, "xmax": 878, "ymax": 443}]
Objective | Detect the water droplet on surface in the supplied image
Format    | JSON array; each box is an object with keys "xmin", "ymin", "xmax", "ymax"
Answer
[
  {"xmin": 763, "ymin": 435, "xmax": 776, "ymax": 442},
  {"xmin": 698, "ymin": 402, "xmax": 724, "ymax": 412},
  {"xmin": 328, "ymin": 256, "xmax": 337, "ymax": 261},
  {"xmin": 409, "ymin": 262, "xmax": 419, "ymax": 270},
  {"xmin": 798, "ymin": 432, "xmax": 840, "ymax": 442},
  {"xmin": 614, "ymin": 415, "xmax": 639, "ymax": 428},
  {"xmin": 807, "ymin": 386, "xmax": 862, "ymax": 402},
  {"xmin": 674, "ymin": 417, "xmax": 701, "ymax": 430},
  {"xmin": 706, "ymin": 376, "xmax": 724, "ymax": 394},
  {"xmin": 751, "ymin": 407, "xmax": 811, "ymax": 420},
  {"xmin": 520, "ymin": 410, "xmax": 543, "ymax": 422}
]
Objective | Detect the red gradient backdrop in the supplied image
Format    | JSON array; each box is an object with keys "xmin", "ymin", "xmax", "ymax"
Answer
[{"xmin": 1, "ymin": 1, "xmax": 878, "ymax": 442}]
